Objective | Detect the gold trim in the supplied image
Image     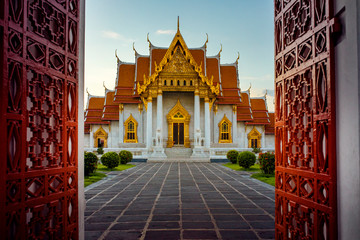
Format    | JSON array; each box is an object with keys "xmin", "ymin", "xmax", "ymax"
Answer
[
  {"xmin": 137, "ymin": 28, "xmax": 220, "ymax": 96},
  {"xmin": 124, "ymin": 114, "xmax": 138, "ymax": 143},
  {"xmin": 119, "ymin": 104, "xmax": 124, "ymax": 113},
  {"xmin": 248, "ymin": 127, "xmax": 261, "ymax": 148},
  {"xmin": 166, "ymin": 100, "xmax": 191, "ymax": 148},
  {"xmin": 93, "ymin": 126, "xmax": 108, "ymax": 148},
  {"xmin": 233, "ymin": 105, "xmax": 237, "ymax": 114},
  {"xmin": 138, "ymin": 103, "xmax": 143, "ymax": 114},
  {"xmin": 218, "ymin": 114, "xmax": 232, "ymax": 143}
]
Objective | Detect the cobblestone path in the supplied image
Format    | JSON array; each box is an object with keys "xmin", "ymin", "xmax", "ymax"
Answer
[{"xmin": 85, "ymin": 163, "xmax": 275, "ymax": 240}]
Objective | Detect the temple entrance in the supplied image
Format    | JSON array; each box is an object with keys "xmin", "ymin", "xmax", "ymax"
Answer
[
  {"xmin": 173, "ymin": 122, "xmax": 184, "ymax": 145},
  {"xmin": 167, "ymin": 100, "xmax": 190, "ymax": 148}
]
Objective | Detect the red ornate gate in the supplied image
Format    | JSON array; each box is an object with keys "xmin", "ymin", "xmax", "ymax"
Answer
[
  {"xmin": 274, "ymin": 0, "xmax": 337, "ymax": 239},
  {"xmin": 0, "ymin": 0, "xmax": 79, "ymax": 238}
]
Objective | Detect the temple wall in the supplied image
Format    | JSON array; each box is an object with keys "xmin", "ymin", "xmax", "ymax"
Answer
[
  {"xmin": 160, "ymin": 92, "xmax": 195, "ymax": 146},
  {"xmin": 264, "ymin": 135, "xmax": 275, "ymax": 150},
  {"xmin": 109, "ymin": 121, "xmax": 119, "ymax": 147},
  {"xmin": 84, "ymin": 134, "xmax": 90, "ymax": 148},
  {"xmin": 213, "ymin": 105, "xmax": 233, "ymax": 144},
  {"xmin": 237, "ymin": 122, "xmax": 246, "ymax": 148},
  {"xmin": 123, "ymin": 103, "xmax": 143, "ymax": 144}
]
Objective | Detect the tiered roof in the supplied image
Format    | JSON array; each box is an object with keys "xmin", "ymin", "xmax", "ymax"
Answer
[{"xmin": 84, "ymin": 24, "xmax": 274, "ymax": 134}]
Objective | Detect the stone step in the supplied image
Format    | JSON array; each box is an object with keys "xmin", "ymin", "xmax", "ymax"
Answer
[{"xmin": 165, "ymin": 147, "xmax": 192, "ymax": 158}]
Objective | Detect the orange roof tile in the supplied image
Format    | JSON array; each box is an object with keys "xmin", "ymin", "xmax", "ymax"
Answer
[
  {"xmin": 136, "ymin": 56, "xmax": 150, "ymax": 85},
  {"xmin": 220, "ymin": 65, "xmax": 237, "ymax": 88},
  {"xmin": 247, "ymin": 98, "xmax": 270, "ymax": 125},
  {"xmin": 151, "ymin": 48, "xmax": 167, "ymax": 74},
  {"xmin": 206, "ymin": 58, "xmax": 220, "ymax": 85},
  {"xmin": 237, "ymin": 92, "xmax": 253, "ymax": 121},
  {"xmin": 189, "ymin": 49, "xmax": 205, "ymax": 72},
  {"xmin": 265, "ymin": 113, "xmax": 275, "ymax": 134},
  {"xmin": 115, "ymin": 63, "xmax": 138, "ymax": 103},
  {"xmin": 102, "ymin": 91, "xmax": 119, "ymax": 121},
  {"xmin": 85, "ymin": 96, "xmax": 109, "ymax": 124}
]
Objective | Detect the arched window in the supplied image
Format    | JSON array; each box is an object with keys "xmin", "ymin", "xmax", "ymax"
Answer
[
  {"xmin": 218, "ymin": 115, "xmax": 232, "ymax": 143},
  {"xmin": 124, "ymin": 114, "xmax": 138, "ymax": 143},
  {"xmin": 248, "ymin": 127, "xmax": 261, "ymax": 148},
  {"xmin": 93, "ymin": 126, "xmax": 108, "ymax": 148}
]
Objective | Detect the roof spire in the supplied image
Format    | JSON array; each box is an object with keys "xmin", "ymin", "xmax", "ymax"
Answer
[
  {"xmin": 218, "ymin": 44, "xmax": 223, "ymax": 57},
  {"xmin": 177, "ymin": 16, "xmax": 180, "ymax": 32},
  {"xmin": 264, "ymin": 89, "xmax": 268, "ymax": 98},
  {"xmin": 248, "ymin": 83, "xmax": 252, "ymax": 94},
  {"xmin": 236, "ymin": 52, "xmax": 240, "ymax": 64},
  {"xmin": 115, "ymin": 49, "xmax": 120, "ymax": 63}
]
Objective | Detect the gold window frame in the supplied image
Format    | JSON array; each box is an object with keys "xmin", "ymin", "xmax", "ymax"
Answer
[
  {"xmin": 218, "ymin": 114, "xmax": 232, "ymax": 143},
  {"xmin": 124, "ymin": 114, "xmax": 138, "ymax": 143}
]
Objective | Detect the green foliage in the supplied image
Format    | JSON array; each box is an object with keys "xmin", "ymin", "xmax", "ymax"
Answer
[
  {"xmin": 84, "ymin": 152, "xmax": 98, "ymax": 176},
  {"xmin": 84, "ymin": 172, "xmax": 107, "ymax": 187},
  {"xmin": 251, "ymin": 173, "xmax": 275, "ymax": 186},
  {"xmin": 226, "ymin": 150, "xmax": 239, "ymax": 164},
  {"xmin": 119, "ymin": 150, "xmax": 133, "ymax": 164},
  {"xmin": 237, "ymin": 151, "xmax": 256, "ymax": 169},
  {"xmin": 101, "ymin": 151, "xmax": 120, "ymax": 169},
  {"xmin": 258, "ymin": 152, "xmax": 275, "ymax": 174},
  {"xmin": 97, "ymin": 147, "xmax": 104, "ymax": 154},
  {"xmin": 252, "ymin": 147, "xmax": 261, "ymax": 154}
]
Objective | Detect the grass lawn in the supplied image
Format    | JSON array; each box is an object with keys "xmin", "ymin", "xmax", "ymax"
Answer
[
  {"xmin": 97, "ymin": 163, "xmax": 136, "ymax": 172},
  {"xmin": 222, "ymin": 163, "xmax": 275, "ymax": 187},
  {"xmin": 84, "ymin": 172, "xmax": 107, "ymax": 187},
  {"xmin": 84, "ymin": 164, "xmax": 136, "ymax": 187},
  {"xmin": 223, "ymin": 163, "xmax": 261, "ymax": 172}
]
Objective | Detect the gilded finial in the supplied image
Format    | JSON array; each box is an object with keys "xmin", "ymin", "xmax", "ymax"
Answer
[
  {"xmin": 103, "ymin": 81, "xmax": 107, "ymax": 89},
  {"xmin": 115, "ymin": 49, "xmax": 119, "ymax": 63},
  {"xmin": 236, "ymin": 52, "xmax": 240, "ymax": 64},
  {"xmin": 218, "ymin": 44, "xmax": 222, "ymax": 56},
  {"xmin": 86, "ymin": 87, "xmax": 89, "ymax": 95},
  {"xmin": 248, "ymin": 83, "xmax": 252, "ymax": 93},
  {"xmin": 204, "ymin": 33, "xmax": 209, "ymax": 48},
  {"xmin": 177, "ymin": 16, "xmax": 180, "ymax": 32},
  {"xmin": 264, "ymin": 89, "xmax": 267, "ymax": 98},
  {"xmin": 133, "ymin": 42, "xmax": 138, "ymax": 55},
  {"xmin": 147, "ymin": 33, "xmax": 151, "ymax": 48}
]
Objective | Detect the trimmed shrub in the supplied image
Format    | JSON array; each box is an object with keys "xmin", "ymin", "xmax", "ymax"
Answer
[
  {"xmin": 238, "ymin": 151, "xmax": 256, "ymax": 169},
  {"xmin": 84, "ymin": 152, "xmax": 98, "ymax": 176},
  {"xmin": 252, "ymin": 147, "xmax": 261, "ymax": 154},
  {"xmin": 97, "ymin": 147, "xmax": 104, "ymax": 154},
  {"xmin": 119, "ymin": 150, "xmax": 133, "ymax": 164},
  {"xmin": 226, "ymin": 150, "xmax": 239, "ymax": 164},
  {"xmin": 101, "ymin": 152, "xmax": 120, "ymax": 169},
  {"xmin": 258, "ymin": 152, "xmax": 275, "ymax": 174}
]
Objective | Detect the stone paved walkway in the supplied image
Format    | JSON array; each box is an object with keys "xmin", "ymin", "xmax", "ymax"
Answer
[{"xmin": 85, "ymin": 163, "xmax": 275, "ymax": 240}]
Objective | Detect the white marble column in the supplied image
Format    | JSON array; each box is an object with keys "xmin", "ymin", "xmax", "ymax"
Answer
[
  {"xmin": 90, "ymin": 127, "xmax": 94, "ymax": 148},
  {"xmin": 204, "ymin": 98, "xmax": 210, "ymax": 148},
  {"xmin": 194, "ymin": 93, "xmax": 200, "ymax": 146},
  {"xmin": 119, "ymin": 104, "xmax": 124, "ymax": 144},
  {"xmin": 146, "ymin": 97, "xmax": 153, "ymax": 149},
  {"xmin": 156, "ymin": 94, "xmax": 163, "ymax": 146},
  {"xmin": 232, "ymin": 105, "xmax": 237, "ymax": 145}
]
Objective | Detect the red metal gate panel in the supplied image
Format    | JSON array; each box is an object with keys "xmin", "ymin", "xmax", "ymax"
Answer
[
  {"xmin": 0, "ymin": 0, "xmax": 79, "ymax": 238},
  {"xmin": 274, "ymin": 0, "xmax": 337, "ymax": 239}
]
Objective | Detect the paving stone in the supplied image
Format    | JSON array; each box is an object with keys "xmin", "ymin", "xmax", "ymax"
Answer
[
  {"xmin": 85, "ymin": 163, "xmax": 275, "ymax": 239},
  {"xmin": 183, "ymin": 230, "xmax": 218, "ymax": 239},
  {"xmin": 104, "ymin": 230, "xmax": 142, "ymax": 240},
  {"xmin": 182, "ymin": 214, "xmax": 212, "ymax": 221},
  {"xmin": 148, "ymin": 221, "xmax": 180, "ymax": 229},
  {"xmin": 182, "ymin": 221, "xmax": 214, "ymax": 229},
  {"xmin": 258, "ymin": 230, "xmax": 275, "ymax": 239},
  {"xmin": 144, "ymin": 230, "xmax": 180, "ymax": 240},
  {"xmin": 220, "ymin": 230, "xmax": 258, "ymax": 240},
  {"xmin": 152, "ymin": 214, "xmax": 180, "ymax": 221},
  {"xmin": 216, "ymin": 220, "xmax": 251, "ymax": 230}
]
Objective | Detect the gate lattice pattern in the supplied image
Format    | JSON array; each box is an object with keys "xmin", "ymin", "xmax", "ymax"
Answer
[
  {"xmin": 274, "ymin": 0, "xmax": 337, "ymax": 239},
  {"xmin": 0, "ymin": 0, "xmax": 79, "ymax": 239}
]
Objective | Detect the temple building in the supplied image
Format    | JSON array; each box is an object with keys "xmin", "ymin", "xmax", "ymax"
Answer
[{"xmin": 84, "ymin": 23, "xmax": 274, "ymax": 161}]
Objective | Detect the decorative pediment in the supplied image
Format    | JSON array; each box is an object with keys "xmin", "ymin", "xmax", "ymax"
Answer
[
  {"xmin": 161, "ymin": 47, "xmax": 197, "ymax": 76},
  {"xmin": 137, "ymin": 28, "xmax": 220, "ymax": 96}
]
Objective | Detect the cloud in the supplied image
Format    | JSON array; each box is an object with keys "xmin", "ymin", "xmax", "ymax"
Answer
[
  {"xmin": 156, "ymin": 29, "xmax": 176, "ymax": 35},
  {"xmin": 101, "ymin": 30, "xmax": 135, "ymax": 43}
]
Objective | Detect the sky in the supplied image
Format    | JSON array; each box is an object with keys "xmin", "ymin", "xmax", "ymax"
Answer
[{"xmin": 85, "ymin": 0, "xmax": 275, "ymax": 111}]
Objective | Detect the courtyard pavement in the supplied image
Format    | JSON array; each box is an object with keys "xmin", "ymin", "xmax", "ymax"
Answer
[{"xmin": 84, "ymin": 163, "xmax": 275, "ymax": 240}]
